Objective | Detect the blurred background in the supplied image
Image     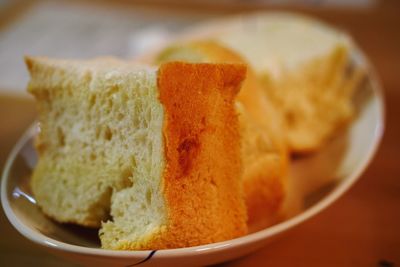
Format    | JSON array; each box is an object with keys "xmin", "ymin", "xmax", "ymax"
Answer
[{"xmin": 0, "ymin": 0, "xmax": 399, "ymax": 266}]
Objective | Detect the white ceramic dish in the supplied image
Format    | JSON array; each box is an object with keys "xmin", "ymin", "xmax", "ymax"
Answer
[{"xmin": 1, "ymin": 12, "xmax": 384, "ymax": 267}]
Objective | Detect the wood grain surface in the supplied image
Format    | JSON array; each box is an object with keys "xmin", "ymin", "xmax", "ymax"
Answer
[{"xmin": 0, "ymin": 1, "xmax": 399, "ymax": 266}]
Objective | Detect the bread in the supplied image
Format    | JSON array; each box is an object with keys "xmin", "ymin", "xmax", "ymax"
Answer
[
  {"xmin": 191, "ymin": 13, "xmax": 364, "ymax": 153},
  {"xmin": 257, "ymin": 45, "xmax": 364, "ymax": 153},
  {"xmin": 156, "ymin": 41, "xmax": 288, "ymax": 230},
  {"xmin": 26, "ymin": 56, "xmax": 248, "ymax": 249}
]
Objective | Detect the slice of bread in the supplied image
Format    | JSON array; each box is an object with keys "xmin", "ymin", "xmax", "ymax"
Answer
[
  {"xmin": 187, "ymin": 12, "xmax": 364, "ymax": 153},
  {"xmin": 27, "ymin": 56, "xmax": 139, "ymax": 227},
  {"xmin": 155, "ymin": 41, "xmax": 288, "ymax": 230},
  {"xmin": 26, "ymin": 57, "xmax": 247, "ymax": 249}
]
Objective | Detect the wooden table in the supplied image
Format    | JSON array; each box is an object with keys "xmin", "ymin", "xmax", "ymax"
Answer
[{"xmin": 0, "ymin": 1, "xmax": 399, "ymax": 266}]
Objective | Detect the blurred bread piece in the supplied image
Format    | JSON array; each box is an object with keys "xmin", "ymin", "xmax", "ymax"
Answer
[
  {"xmin": 260, "ymin": 45, "xmax": 364, "ymax": 153},
  {"xmin": 26, "ymin": 57, "xmax": 247, "ymax": 249},
  {"xmin": 156, "ymin": 41, "xmax": 288, "ymax": 230},
  {"xmin": 186, "ymin": 12, "xmax": 364, "ymax": 153}
]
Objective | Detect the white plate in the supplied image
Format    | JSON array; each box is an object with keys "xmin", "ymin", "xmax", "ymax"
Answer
[{"xmin": 1, "ymin": 12, "xmax": 384, "ymax": 267}]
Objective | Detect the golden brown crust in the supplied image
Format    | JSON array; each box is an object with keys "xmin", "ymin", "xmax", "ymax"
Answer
[
  {"xmin": 119, "ymin": 62, "xmax": 248, "ymax": 249},
  {"xmin": 157, "ymin": 41, "xmax": 288, "ymax": 230},
  {"xmin": 159, "ymin": 62, "xmax": 247, "ymax": 248}
]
